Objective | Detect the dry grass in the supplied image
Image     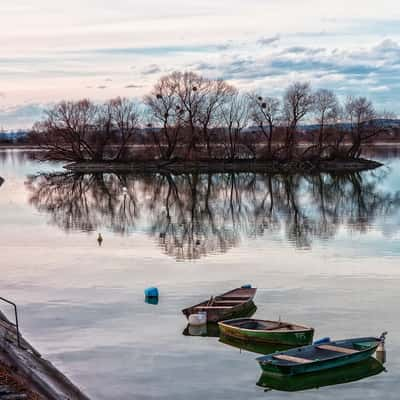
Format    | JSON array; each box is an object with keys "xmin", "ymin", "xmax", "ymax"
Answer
[{"xmin": 0, "ymin": 361, "xmax": 43, "ymax": 399}]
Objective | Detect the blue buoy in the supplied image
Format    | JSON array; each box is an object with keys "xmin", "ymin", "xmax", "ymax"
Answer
[
  {"xmin": 144, "ymin": 287, "xmax": 159, "ymax": 298},
  {"xmin": 241, "ymin": 284, "xmax": 252, "ymax": 289},
  {"xmin": 313, "ymin": 337, "xmax": 331, "ymax": 345}
]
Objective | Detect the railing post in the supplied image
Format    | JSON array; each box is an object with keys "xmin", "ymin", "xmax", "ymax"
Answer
[{"xmin": 0, "ymin": 297, "xmax": 21, "ymax": 348}]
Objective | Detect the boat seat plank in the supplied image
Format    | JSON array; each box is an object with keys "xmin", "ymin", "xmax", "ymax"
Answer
[
  {"xmin": 264, "ymin": 323, "xmax": 292, "ymax": 331},
  {"xmin": 317, "ymin": 344, "xmax": 358, "ymax": 354},
  {"xmin": 213, "ymin": 300, "xmax": 244, "ymax": 303},
  {"xmin": 194, "ymin": 306, "xmax": 233, "ymax": 309},
  {"xmin": 273, "ymin": 354, "xmax": 312, "ymax": 364}
]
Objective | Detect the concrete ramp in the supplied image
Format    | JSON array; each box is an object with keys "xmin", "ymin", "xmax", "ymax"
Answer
[{"xmin": 0, "ymin": 311, "xmax": 90, "ymax": 400}]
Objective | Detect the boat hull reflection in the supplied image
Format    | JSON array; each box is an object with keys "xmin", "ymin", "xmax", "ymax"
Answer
[
  {"xmin": 183, "ymin": 304, "xmax": 257, "ymax": 337},
  {"xmin": 257, "ymin": 357, "xmax": 385, "ymax": 392},
  {"xmin": 182, "ymin": 323, "xmax": 221, "ymax": 337},
  {"xmin": 219, "ymin": 333, "xmax": 295, "ymax": 355}
]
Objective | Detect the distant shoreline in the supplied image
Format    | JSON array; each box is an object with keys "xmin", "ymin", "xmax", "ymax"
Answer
[
  {"xmin": 0, "ymin": 145, "xmax": 43, "ymax": 150},
  {"xmin": 2, "ymin": 142, "xmax": 400, "ymax": 150},
  {"xmin": 0, "ymin": 144, "xmax": 388, "ymax": 173},
  {"xmin": 64, "ymin": 158, "xmax": 383, "ymax": 174}
]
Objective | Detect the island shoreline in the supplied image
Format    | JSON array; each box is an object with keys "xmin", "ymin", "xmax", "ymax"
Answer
[{"xmin": 64, "ymin": 158, "xmax": 383, "ymax": 174}]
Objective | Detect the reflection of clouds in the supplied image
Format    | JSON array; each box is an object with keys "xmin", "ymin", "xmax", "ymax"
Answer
[
  {"xmin": 381, "ymin": 210, "xmax": 400, "ymax": 238},
  {"xmin": 0, "ymin": 149, "xmax": 39, "ymax": 165},
  {"xmin": 25, "ymin": 171, "xmax": 400, "ymax": 260}
]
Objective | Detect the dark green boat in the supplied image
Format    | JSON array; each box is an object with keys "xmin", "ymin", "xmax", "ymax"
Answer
[
  {"xmin": 218, "ymin": 318, "xmax": 314, "ymax": 346},
  {"xmin": 257, "ymin": 335, "xmax": 384, "ymax": 375},
  {"xmin": 257, "ymin": 357, "xmax": 385, "ymax": 391}
]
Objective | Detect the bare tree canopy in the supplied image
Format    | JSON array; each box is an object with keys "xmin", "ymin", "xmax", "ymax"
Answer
[
  {"xmin": 282, "ymin": 82, "xmax": 315, "ymax": 159},
  {"xmin": 220, "ymin": 92, "xmax": 250, "ymax": 160},
  {"xmin": 33, "ymin": 98, "xmax": 141, "ymax": 161},
  {"xmin": 313, "ymin": 89, "xmax": 340, "ymax": 155},
  {"xmin": 248, "ymin": 93, "xmax": 280, "ymax": 157},
  {"xmin": 30, "ymin": 72, "xmax": 395, "ymax": 164},
  {"xmin": 345, "ymin": 96, "xmax": 377, "ymax": 158}
]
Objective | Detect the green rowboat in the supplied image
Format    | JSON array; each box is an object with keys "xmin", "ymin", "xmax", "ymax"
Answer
[
  {"xmin": 257, "ymin": 357, "xmax": 385, "ymax": 391},
  {"xmin": 218, "ymin": 318, "xmax": 314, "ymax": 346},
  {"xmin": 257, "ymin": 335, "xmax": 384, "ymax": 375}
]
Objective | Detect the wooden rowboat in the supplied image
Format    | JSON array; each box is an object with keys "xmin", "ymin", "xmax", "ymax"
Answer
[
  {"xmin": 257, "ymin": 334, "xmax": 385, "ymax": 376},
  {"xmin": 218, "ymin": 318, "xmax": 314, "ymax": 346},
  {"xmin": 182, "ymin": 287, "xmax": 257, "ymax": 323}
]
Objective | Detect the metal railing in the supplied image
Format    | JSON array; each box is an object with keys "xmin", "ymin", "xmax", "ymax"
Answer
[{"xmin": 0, "ymin": 297, "xmax": 21, "ymax": 347}]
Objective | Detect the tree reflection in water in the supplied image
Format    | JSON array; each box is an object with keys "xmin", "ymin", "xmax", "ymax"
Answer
[{"xmin": 25, "ymin": 170, "xmax": 400, "ymax": 260}]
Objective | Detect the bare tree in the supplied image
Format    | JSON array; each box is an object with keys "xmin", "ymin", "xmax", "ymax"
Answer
[
  {"xmin": 109, "ymin": 98, "xmax": 141, "ymax": 161},
  {"xmin": 197, "ymin": 79, "xmax": 235, "ymax": 157},
  {"xmin": 283, "ymin": 82, "xmax": 314, "ymax": 158},
  {"xmin": 248, "ymin": 93, "xmax": 280, "ymax": 157},
  {"xmin": 345, "ymin": 96, "xmax": 376, "ymax": 158},
  {"xmin": 168, "ymin": 71, "xmax": 208, "ymax": 159},
  {"xmin": 220, "ymin": 93, "xmax": 250, "ymax": 160},
  {"xmin": 313, "ymin": 89, "xmax": 340, "ymax": 156},
  {"xmin": 32, "ymin": 99, "xmax": 99, "ymax": 161},
  {"xmin": 145, "ymin": 72, "xmax": 236, "ymax": 160},
  {"xmin": 33, "ymin": 98, "xmax": 141, "ymax": 162},
  {"xmin": 144, "ymin": 76, "xmax": 184, "ymax": 160}
]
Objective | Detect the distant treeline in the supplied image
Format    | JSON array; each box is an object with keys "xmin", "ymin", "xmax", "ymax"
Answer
[
  {"xmin": 0, "ymin": 131, "xmax": 30, "ymax": 145},
  {"xmin": 30, "ymin": 71, "xmax": 399, "ymax": 162}
]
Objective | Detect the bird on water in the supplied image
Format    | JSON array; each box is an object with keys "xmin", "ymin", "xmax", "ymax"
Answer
[{"xmin": 97, "ymin": 233, "xmax": 103, "ymax": 246}]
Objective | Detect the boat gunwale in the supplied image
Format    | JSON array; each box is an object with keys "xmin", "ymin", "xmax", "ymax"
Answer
[
  {"xmin": 218, "ymin": 318, "xmax": 314, "ymax": 334},
  {"xmin": 256, "ymin": 337, "xmax": 381, "ymax": 366},
  {"xmin": 181, "ymin": 288, "xmax": 257, "ymax": 316}
]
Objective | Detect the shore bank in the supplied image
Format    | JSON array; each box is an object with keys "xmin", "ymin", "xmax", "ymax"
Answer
[
  {"xmin": 64, "ymin": 158, "xmax": 383, "ymax": 174},
  {"xmin": 0, "ymin": 310, "xmax": 90, "ymax": 400}
]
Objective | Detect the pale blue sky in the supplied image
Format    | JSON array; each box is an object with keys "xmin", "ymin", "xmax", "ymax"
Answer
[{"xmin": 1, "ymin": 0, "xmax": 400, "ymax": 128}]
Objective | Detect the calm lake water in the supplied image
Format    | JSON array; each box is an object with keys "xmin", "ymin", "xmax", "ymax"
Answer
[{"xmin": 0, "ymin": 148, "xmax": 400, "ymax": 399}]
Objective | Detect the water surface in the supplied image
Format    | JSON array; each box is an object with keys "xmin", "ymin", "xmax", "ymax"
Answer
[{"xmin": 0, "ymin": 149, "xmax": 399, "ymax": 399}]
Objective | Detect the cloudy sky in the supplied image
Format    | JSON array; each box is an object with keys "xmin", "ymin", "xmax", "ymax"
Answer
[{"xmin": 1, "ymin": 0, "xmax": 400, "ymax": 129}]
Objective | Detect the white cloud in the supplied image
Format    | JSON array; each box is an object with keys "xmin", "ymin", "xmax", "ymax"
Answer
[
  {"xmin": 369, "ymin": 85, "xmax": 390, "ymax": 92},
  {"xmin": 141, "ymin": 64, "xmax": 162, "ymax": 75},
  {"xmin": 0, "ymin": 103, "xmax": 47, "ymax": 130},
  {"xmin": 257, "ymin": 35, "xmax": 280, "ymax": 46}
]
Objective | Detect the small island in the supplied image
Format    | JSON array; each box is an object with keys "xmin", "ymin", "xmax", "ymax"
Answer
[{"xmin": 28, "ymin": 72, "xmax": 397, "ymax": 173}]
